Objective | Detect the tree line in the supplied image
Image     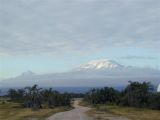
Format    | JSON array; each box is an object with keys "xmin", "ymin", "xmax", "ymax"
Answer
[
  {"xmin": 84, "ymin": 82, "xmax": 160, "ymax": 110},
  {"xmin": 7, "ymin": 85, "xmax": 72, "ymax": 110},
  {"xmin": 5, "ymin": 81, "xmax": 160, "ymax": 110}
]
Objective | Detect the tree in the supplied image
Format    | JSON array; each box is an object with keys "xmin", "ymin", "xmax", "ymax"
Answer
[
  {"xmin": 85, "ymin": 87, "xmax": 119, "ymax": 105},
  {"xmin": 149, "ymin": 92, "xmax": 160, "ymax": 110},
  {"xmin": 24, "ymin": 85, "xmax": 42, "ymax": 110},
  {"xmin": 8, "ymin": 88, "xmax": 25, "ymax": 102},
  {"xmin": 120, "ymin": 82, "xmax": 151, "ymax": 108},
  {"xmin": 7, "ymin": 85, "xmax": 72, "ymax": 110}
]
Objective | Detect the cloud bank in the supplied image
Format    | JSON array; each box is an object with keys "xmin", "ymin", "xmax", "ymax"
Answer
[{"xmin": 0, "ymin": 0, "xmax": 160, "ymax": 55}]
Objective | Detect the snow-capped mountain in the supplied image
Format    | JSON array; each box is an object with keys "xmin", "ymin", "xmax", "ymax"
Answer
[
  {"xmin": 0, "ymin": 59, "xmax": 160, "ymax": 87},
  {"xmin": 76, "ymin": 59, "xmax": 124, "ymax": 71}
]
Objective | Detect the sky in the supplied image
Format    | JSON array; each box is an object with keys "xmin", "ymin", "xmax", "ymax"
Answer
[{"xmin": 0, "ymin": 0, "xmax": 160, "ymax": 80}]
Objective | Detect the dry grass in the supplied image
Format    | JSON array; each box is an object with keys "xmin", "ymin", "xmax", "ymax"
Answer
[
  {"xmin": 87, "ymin": 104, "xmax": 160, "ymax": 120},
  {"xmin": 0, "ymin": 101, "xmax": 71, "ymax": 120},
  {"xmin": 106, "ymin": 105, "xmax": 160, "ymax": 120},
  {"xmin": 80, "ymin": 101, "xmax": 160, "ymax": 120}
]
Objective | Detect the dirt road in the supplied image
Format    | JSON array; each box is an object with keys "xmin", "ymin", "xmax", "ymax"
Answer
[{"xmin": 46, "ymin": 99, "xmax": 93, "ymax": 120}]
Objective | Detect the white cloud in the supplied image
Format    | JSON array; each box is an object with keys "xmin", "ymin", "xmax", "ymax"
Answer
[{"xmin": 0, "ymin": 0, "xmax": 160, "ymax": 55}]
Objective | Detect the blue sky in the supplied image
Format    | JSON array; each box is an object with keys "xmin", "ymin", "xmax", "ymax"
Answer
[{"xmin": 0, "ymin": 0, "xmax": 160, "ymax": 79}]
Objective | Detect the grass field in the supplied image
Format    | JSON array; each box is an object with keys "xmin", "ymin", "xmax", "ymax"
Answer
[
  {"xmin": 88, "ymin": 105, "xmax": 160, "ymax": 120},
  {"xmin": 80, "ymin": 101, "xmax": 160, "ymax": 120},
  {"xmin": 0, "ymin": 101, "xmax": 71, "ymax": 120}
]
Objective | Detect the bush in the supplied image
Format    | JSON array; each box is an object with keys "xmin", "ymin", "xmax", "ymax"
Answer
[
  {"xmin": 7, "ymin": 85, "xmax": 71, "ymax": 110},
  {"xmin": 85, "ymin": 81, "xmax": 160, "ymax": 110}
]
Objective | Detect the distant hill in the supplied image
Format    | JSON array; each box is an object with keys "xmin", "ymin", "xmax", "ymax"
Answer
[{"xmin": 0, "ymin": 59, "xmax": 160, "ymax": 88}]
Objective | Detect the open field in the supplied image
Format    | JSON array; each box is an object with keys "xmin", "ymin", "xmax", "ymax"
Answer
[
  {"xmin": 80, "ymin": 101, "xmax": 160, "ymax": 120},
  {"xmin": 0, "ymin": 101, "xmax": 71, "ymax": 120},
  {"xmin": 87, "ymin": 104, "xmax": 160, "ymax": 120}
]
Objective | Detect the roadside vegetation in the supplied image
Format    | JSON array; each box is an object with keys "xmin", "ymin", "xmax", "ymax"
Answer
[
  {"xmin": 7, "ymin": 85, "xmax": 72, "ymax": 109},
  {"xmin": 0, "ymin": 84, "xmax": 75, "ymax": 120},
  {"xmin": 84, "ymin": 81, "xmax": 160, "ymax": 120},
  {"xmin": 1, "ymin": 82, "xmax": 160, "ymax": 120},
  {"xmin": 84, "ymin": 81, "xmax": 160, "ymax": 110}
]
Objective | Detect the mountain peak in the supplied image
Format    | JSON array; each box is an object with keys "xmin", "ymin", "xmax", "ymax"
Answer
[{"xmin": 76, "ymin": 59, "xmax": 124, "ymax": 71}]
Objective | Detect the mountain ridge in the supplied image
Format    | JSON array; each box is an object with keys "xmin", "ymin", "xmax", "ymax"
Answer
[{"xmin": 0, "ymin": 59, "xmax": 160, "ymax": 87}]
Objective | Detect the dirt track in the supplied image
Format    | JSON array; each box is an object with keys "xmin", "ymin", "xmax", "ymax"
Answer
[{"xmin": 46, "ymin": 99, "xmax": 93, "ymax": 120}]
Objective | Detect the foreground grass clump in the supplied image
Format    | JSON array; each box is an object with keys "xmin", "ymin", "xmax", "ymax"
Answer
[
  {"xmin": 0, "ymin": 101, "xmax": 71, "ymax": 120},
  {"xmin": 88, "ymin": 104, "xmax": 160, "ymax": 120}
]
